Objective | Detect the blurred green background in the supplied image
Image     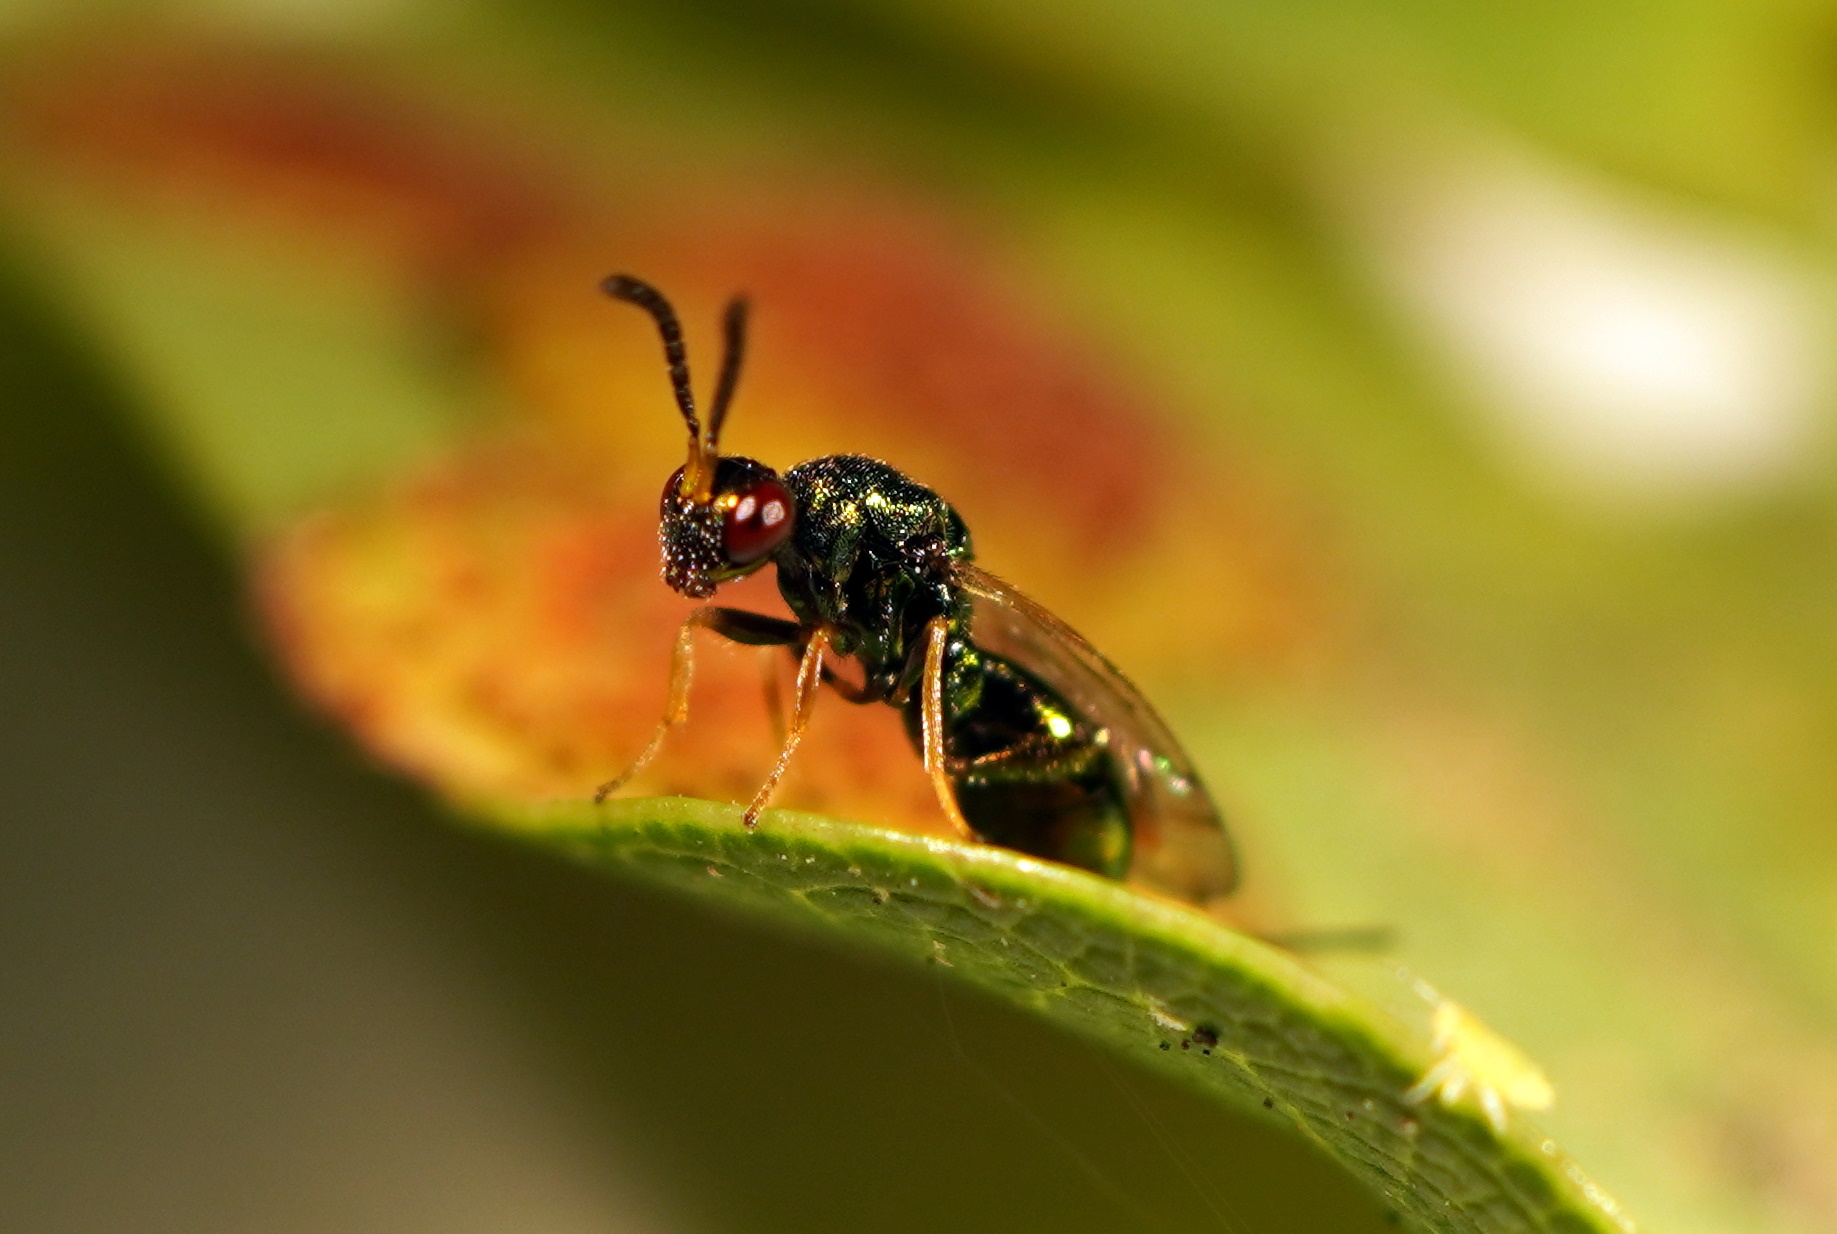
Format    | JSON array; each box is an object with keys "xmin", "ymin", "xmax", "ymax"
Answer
[{"xmin": 3, "ymin": 2, "xmax": 1836, "ymax": 1232}]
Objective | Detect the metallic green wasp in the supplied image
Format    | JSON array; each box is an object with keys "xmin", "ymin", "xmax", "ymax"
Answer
[{"xmin": 595, "ymin": 275, "xmax": 1237, "ymax": 906}]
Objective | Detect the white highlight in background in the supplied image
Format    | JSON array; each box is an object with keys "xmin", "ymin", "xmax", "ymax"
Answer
[{"xmin": 1342, "ymin": 136, "xmax": 1827, "ymax": 508}]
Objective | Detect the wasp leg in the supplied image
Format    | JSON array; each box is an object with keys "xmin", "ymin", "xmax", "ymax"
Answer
[
  {"xmin": 743, "ymin": 629, "xmax": 833, "ymax": 828},
  {"xmin": 948, "ymin": 730, "xmax": 1093, "ymax": 779},
  {"xmin": 594, "ymin": 607, "xmax": 801, "ymax": 803},
  {"xmin": 769, "ymin": 652, "xmax": 876, "ymax": 746},
  {"xmin": 920, "ymin": 615, "xmax": 976, "ymax": 841},
  {"xmin": 760, "ymin": 648, "xmax": 788, "ymax": 746},
  {"xmin": 819, "ymin": 662, "xmax": 879, "ymax": 704}
]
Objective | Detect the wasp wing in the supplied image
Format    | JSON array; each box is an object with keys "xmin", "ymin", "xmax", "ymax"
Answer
[{"xmin": 953, "ymin": 562, "xmax": 1239, "ymax": 903}]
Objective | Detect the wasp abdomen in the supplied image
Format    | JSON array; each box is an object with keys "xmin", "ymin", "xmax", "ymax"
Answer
[{"xmin": 903, "ymin": 652, "xmax": 1131, "ymax": 879}]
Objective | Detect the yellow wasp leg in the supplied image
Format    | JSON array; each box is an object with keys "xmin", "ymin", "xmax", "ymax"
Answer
[
  {"xmin": 759, "ymin": 647, "xmax": 788, "ymax": 747},
  {"xmin": 595, "ymin": 606, "xmax": 798, "ymax": 804},
  {"xmin": 920, "ymin": 615, "xmax": 976, "ymax": 841},
  {"xmin": 743, "ymin": 629, "xmax": 832, "ymax": 828}
]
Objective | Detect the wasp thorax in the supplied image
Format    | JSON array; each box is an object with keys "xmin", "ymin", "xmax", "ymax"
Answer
[{"xmin": 658, "ymin": 457, "xmax": 794, "ymax": 598}]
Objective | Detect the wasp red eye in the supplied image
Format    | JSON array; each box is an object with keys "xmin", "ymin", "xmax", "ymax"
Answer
[{"xmin": 723, "ymin": 478, "xmax": 794, "ymax": 564}]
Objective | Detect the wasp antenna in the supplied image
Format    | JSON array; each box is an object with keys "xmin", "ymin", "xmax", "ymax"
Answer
[
  {"xmin": 602, "ymin": 274, "xmax": 700, "ymax": 439},
  {"xmin": 706, "ymin": 295, "xmax": 750, "ymax": 448}
]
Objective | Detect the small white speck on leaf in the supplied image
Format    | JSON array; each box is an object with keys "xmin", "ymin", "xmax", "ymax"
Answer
[
  {"xmin": 1146, "ymin": 999, "xmax": 1191, "ymax": 1034},
  {"xmin": 1405, "ymin": 999, "xmax": 1554, "ymax": 1133}
]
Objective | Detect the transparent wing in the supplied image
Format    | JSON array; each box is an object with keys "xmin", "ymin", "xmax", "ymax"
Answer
[{"xmin": 954, "ymin": 562, "xmax": 1239, "ymax": 903}]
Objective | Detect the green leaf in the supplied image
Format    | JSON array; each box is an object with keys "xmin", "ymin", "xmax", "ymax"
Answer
[
  {"xmin": 4, "ymin": 157, "xmax": 1649, "ymax": 1234},
  {"xmin": 2, "ymin": 27, "xmax": 1694, "ymax": 1233},
  {"xmin": 486, "ymin": 795, "xmax": 1631, "ymax": 1234}
]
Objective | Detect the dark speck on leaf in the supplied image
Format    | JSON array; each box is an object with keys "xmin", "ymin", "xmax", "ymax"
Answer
[
  {"xmin": 1159, "ymin": 1042, "xmax": 1170, "ymax": 1050},
  {"xmin": 1263, "ymin": 1097, "xmax": 1275, "ymax": 1109},
  {"xmin": 1191, "ymin": 1025, "xmax": 1219, "ymax": 1048}
]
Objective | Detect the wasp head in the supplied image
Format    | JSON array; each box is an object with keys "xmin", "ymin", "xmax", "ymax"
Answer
[
  {"xmin": 659, "ymin": 455, "xmax": 796, "ymax": 598},
  {"xmin": 605, "ymin": 274, "xmax": 797, "ymax": 599}
]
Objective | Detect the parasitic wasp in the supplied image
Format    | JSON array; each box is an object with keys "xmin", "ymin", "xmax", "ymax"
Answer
[{"xmin": 593, "ymin": 275, "xmax": 1238, "ymax": 908}]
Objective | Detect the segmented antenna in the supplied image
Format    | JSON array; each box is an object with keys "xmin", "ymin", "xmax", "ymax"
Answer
[
  {"xmin": 706, "ymin": 296, "xmax": 750, "ymax": 447},
  {"xmin": 601, "ymin": 274, "xmax": 699, "ymax": 441}
]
